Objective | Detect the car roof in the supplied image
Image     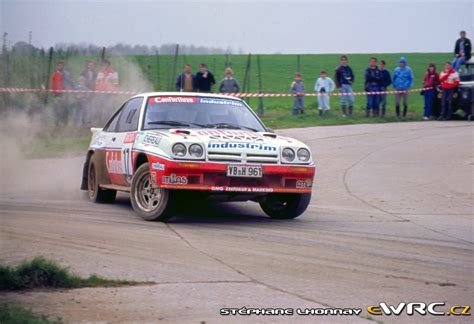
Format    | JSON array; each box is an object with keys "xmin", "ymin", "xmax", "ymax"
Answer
[{"xmin": 131, "ymin": 92, "xmax": 242, "ymax": 101}]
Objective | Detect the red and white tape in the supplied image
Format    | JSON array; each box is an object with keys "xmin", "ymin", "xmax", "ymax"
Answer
[{"xmin": 0, "ymin": 87, "xmax": 433, "ymax": 97}]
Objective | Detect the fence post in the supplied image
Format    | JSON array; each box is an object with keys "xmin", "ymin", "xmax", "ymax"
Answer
[
  {"xmin": 257, "ymin": 55, "xmax": 264, "ymax": 116},
  {"xmin": 169, "ymin": 44, "xmax": 179, "ymax": 91},
  {"xmin": 1, "ymin": 32, "xmax": 9, "ymax": 108},
  {"xmin": 145, "ymin": 51, "xmax": 152, "ymax": 87},
  {"xmin": 100, "ymin": 47, "xmax": 106, "ymax": 61},
  {"xmin": 155, "ymin": 50, "xmax": 160, "ymax": 91},
  {"xmin": 212, "ymin": 57, "xmax": 216, "ymax": 77},
  {"xmin": 43, "ymin": 47, "xmax": 54, "ymax": 104},
  {"xmin": 242, "ymin": 53, "xmax": 252, "ymax": 104}
]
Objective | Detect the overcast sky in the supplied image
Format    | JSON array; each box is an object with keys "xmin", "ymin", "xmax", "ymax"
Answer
[{"xmin": 1, "ymin": 0, "xmax": 473, "ymax": 53}]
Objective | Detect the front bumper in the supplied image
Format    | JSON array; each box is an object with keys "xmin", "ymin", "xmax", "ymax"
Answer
[{"xmin": 147, "ymin": 156, "xmax": 315, "ymax": 194}]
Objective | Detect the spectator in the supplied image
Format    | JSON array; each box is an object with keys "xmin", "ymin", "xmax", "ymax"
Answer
[
  {"xmin": 422, "ymin": 63, "xmax": 440, "ymax": 120},
  {"xmin": 50, "ymin": 61, "xmax": 65, "ymax": 97},
  {"xmin": 195, "ymin": 63, "xmax": 216, "ymax": 93},
  {"xmin": 452, "ymin": 30, "xmax": 472, "ymax": 71},
  {"xmin": 50, "ymin": 60, "xmax": 73, "ymax": 126},
  {"xmin": 290, "ymin": 72, "xmax": 305, "ymax": 115},
  {"xmin": 364, "ymin": 57, "xmax": 381, "ymax": 117},
  {"xmin": 176, "ymin": 64, "xmax": 196, "ymax": 92},
  {"xmin": 80, "ymin": 60, "xmax": 97, "ymax": 91},
  {"xmin": 74, "ymin": 76, "xmax": 91, "ymax": 127},
  {"xmin": 335, "ymin": 55, "xmax": 355, "ymax": 116},
  {"xmin": 95, "ymin": 59, "xmax": 119, "ymax": 91},
  {"xmin": 95, "ymin": 59, "xmax": 119, "ymax": 124},
  {"xmin": 393, "ymin": 56, "xmax": 414, "ymax": 118},
  {"xmin": 79, "ymin": 60, "xmax": 96, "ymax": 126},
  {"xmin": 314, "ymin": 70, "xmax": 335, "ymax": 116},
  {"xmin": 219, "ymin": 68, "xmax": 240, "ymax": 93},
  {"xmin": 438, "ymin": 61, "xmax": 460, "ymax": 121},
  {"xmin": 379, "ymin": 60, "xmax": 392, "ymax": 117}
]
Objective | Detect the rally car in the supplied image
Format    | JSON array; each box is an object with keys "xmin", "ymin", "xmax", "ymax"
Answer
[{"xmin": 81, "ymin": 93, "xmax": 315, "ymax": 221}]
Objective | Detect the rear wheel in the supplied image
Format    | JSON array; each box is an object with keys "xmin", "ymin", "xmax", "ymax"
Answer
[
  {"xmin": 88, "ymin": 155, "xmax": 117, "ymax": 203},
  {"xmin": 130, "ymin": 163, "xmax": 174, "ymax": 221},
  {"xmin": 259, "ymin": 193, "xmax": 311, "ymax": 219}
]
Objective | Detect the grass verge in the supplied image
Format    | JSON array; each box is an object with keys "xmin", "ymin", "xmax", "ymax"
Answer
[
  {"xmin": 0, "ymin": 257, "xmax": 153, "ymax": 291},
  {"xmin": 0, "ymin": 304, "xmax": 62, "ymax": 324}
]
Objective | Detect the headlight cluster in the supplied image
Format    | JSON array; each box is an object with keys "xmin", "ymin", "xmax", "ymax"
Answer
[
  {"xmin": 281, "ymin": 147, "xmax": 311, "ymax": 163},
  {"xmin": 172, "ymin": 143, "xmax": 204, "ymax": 158}
]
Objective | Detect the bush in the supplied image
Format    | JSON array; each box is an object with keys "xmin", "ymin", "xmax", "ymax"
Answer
[
  {"xmin": 0, "ymin": 304, "xmax": 62, "ymax": 324},
  {"xmin": 0, "ymin": 257, "xmax": 150, "ymax": 291}
]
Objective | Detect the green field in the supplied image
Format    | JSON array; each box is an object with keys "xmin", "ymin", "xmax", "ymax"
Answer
[
  {"xmin": 130, "ymin": 53, "xmax": 452, "ymax": 125},
  {"xmin": 3, "ymin": 52, "xmax": 454, "ymax": 130}
]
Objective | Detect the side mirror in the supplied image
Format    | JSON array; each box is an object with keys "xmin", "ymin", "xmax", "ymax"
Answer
[{"xmin": 266, "ymin": 127, "xmax": 275, "ymax": 133}]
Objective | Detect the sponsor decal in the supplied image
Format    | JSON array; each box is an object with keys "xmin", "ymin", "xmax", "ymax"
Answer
[
  {"xmin": 142, "ymin": 134, "xmax": 161, "ymax": 146},
  {"xmin": 197, "ymin": 129, "xmax": 265, "ymax": 138},
  {"xmin": 296, "ymin": 179, "xmax": 312, "ymax": 188},
  {"xmin": 150, "ymin": 171, "xmax": 157, "ymax": 184},
  {"xmin": 162, "ymin": 174, "xmax": 188, "ymax": 185},
  {"xmin": 208, "ymin": 142, "xmax": 277, "ymax": 151},
  {"xmin": 211, "ymin": 186, "xmax": 273, "ymax": 193},
  {"xmin": 151, "ymin": 162, "xmax": 165, "ymax": 171},
  {"xmin": 149, "ymin": 96, "xmax": 197, "ymax": 104},
  {"xmin": 199, "ymin": 98, "xmax": 243, "ymax": 106},
  {"xmin": 106, "ymin": 151, "xmax": 124, "ymax": 174},
  {"xmin": 123, "ymin": 132, "xmax": 137, "ymax": 144}
]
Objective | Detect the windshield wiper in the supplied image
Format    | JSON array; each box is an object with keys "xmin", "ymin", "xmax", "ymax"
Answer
[
  {"xmin": 203, "ymin": 123, "xmax": 259, "ymax": 132},
  {"xmin": 148, "ymin": 120, "xmax": 206, "ymax": 128}
]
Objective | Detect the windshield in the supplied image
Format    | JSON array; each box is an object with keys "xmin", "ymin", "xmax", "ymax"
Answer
[{"xmin": 142, "ymin": 96, "xmax": 267, "ymax": 132}]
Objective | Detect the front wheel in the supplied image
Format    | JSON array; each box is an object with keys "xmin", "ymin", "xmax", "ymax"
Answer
[
  {"xmin": 130, "ymin": 163, "xmax": 174, "ymax": 221},
  {"xmin": 259, "ymin": 193, "xmax": 312, "ymax": 219}
]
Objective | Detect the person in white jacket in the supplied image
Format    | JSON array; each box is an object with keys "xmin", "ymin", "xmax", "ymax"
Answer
[{"xmin": 314, "ymin": 70, "xmax": 335, "ymax": 116}]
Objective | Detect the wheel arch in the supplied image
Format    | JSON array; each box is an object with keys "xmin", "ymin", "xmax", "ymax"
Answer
[
  {"xmin": 134, "ymin": 152, "xmax": 149, "ymax": 172},
  {"xmin": 80, "ymin": 150, "xmax": 95, "ymax": 190}
]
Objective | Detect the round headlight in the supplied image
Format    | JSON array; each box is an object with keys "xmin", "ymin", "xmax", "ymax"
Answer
[
  {"xmin": 282, "ymin": 148, "xmax": 295, "ymax": 162},
  {"xmin": 172, "ymin": 143, "xmax": 187, "ymax": 157},
  {"xmin": 189, "ymin": 144, "xmax": 203, "ymax": 158},
  {"xmin": 297, "ymin": 148, "xmax": 310, "ymax": 162}
]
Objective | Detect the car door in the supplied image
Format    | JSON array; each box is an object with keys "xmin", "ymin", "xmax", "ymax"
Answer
[{"xmin": 105, "ymin": 97, "xmax": 143, "ymax": 186}]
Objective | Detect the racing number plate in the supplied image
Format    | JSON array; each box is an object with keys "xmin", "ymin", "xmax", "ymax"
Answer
[{"xmin": 227, "ymin": 165, "xmax": 263, "ymax": 178}]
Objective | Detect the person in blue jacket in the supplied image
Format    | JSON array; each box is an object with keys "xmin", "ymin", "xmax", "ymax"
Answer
[
  {"xmin": 364, "ymin": 57, "xmax": 381, "ymax": 117},
  {"xmin": 392, "ymin": 57, "xmax": 414, "ymax": 117},
  {"xmin": 379, "ymin": 60, "xmax": 392, "ymax": 117}
]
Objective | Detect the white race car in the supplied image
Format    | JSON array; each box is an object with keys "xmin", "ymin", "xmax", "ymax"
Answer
[{"xmin": 81, "ymin": 93, "xmax": 315, "ymax": 221}]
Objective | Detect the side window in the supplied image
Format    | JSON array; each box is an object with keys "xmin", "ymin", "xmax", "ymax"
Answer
[
  {"xmin": 116, "ymin": 97, "xmax": 143, "ymax": 132},
  {"xmin": 103, "ymin": 106, "xmax": 124, "ymax": 132}
]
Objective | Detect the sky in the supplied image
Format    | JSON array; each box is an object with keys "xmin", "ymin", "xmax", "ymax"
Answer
[{"xmin": 1, "ymin": 0, "xmax": 473, "ymax": 54}]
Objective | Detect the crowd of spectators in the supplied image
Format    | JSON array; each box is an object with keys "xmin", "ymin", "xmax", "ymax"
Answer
[{"xmin": 50, "ymin": 31, "xmax": 470, "ymax": 126}]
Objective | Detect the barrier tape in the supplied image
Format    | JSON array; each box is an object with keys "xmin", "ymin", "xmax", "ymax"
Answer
[{"xmin": 0, "ymin": 87, "xmax": 433, "ymax": 97}]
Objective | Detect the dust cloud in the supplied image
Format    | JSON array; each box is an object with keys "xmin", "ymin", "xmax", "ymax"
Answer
[{"xmin": 0, "ymin": 57, "xmax": 152, "ymax": 200}]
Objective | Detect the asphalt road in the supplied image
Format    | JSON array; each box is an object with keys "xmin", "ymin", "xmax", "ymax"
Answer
[{"xmin": 0, "ymin": 121, "xmax": 473, "ymax": 323}]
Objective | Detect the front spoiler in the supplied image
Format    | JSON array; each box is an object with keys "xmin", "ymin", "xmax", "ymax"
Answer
[{"xmin": 147, "ymin": 155, "xmax": 315, "ymax": 194}]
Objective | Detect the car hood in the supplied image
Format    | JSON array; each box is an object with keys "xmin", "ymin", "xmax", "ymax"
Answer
[{"xmin": 150, "ymin": 128, "xmax": 306, "ymax": 147}]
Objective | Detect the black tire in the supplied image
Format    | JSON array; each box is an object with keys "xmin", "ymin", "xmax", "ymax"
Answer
[
  {"xmin": 259, "ymin": 193, "xmax": 312, "ymax": 219},
  {"xmin": 130, "ymin": 163, "xmax": 174, "ymax": 221},
  {"xmin": 88, "ymin": 155, "xmax": 117, "ymax": 203}
]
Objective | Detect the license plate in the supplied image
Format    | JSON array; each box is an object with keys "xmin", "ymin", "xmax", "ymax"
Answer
[{"xmin": 227, "ymin": 165, "xmax": 263, "ymax": 178}]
